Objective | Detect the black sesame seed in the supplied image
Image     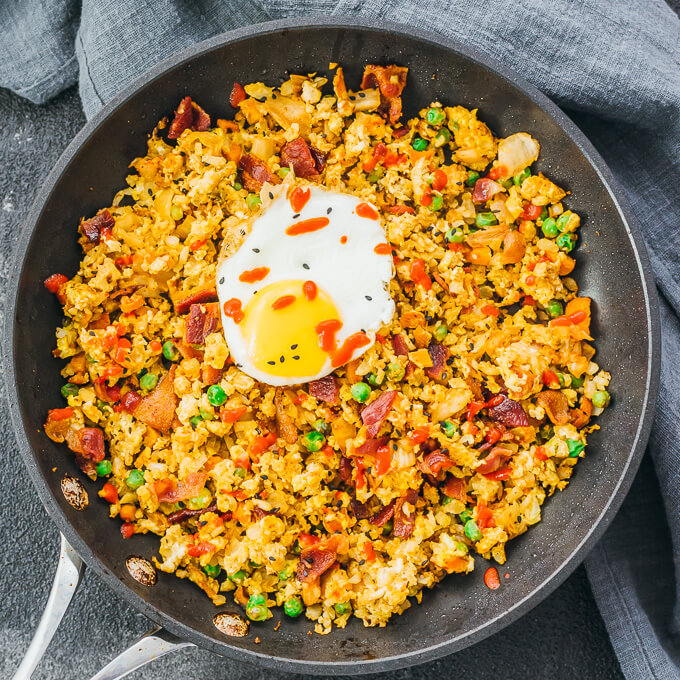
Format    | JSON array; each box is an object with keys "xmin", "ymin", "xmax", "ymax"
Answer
[
  {"xmin": 358, "ymin": 92, "xmax": 366, "ymax": 98},
  {"xmin": 267, "ymin": 360, "xmax": 275, "ymax": 365},
  {"xmin": 293, "ymin": 213, "xmax": 300, "ymax": 219},
  {"xmin": 269, "ymin": 556, "xmax": 276, "ymax": 561},
  {"xmin": 365, "ymin": 295, "xmax": 372, "ymax": 301},
  {"xmin": 219, "ymin": 277, "xmax": 225, "ymax": 284},
  {"xmin": 268, "ymin": 192, "xmax": 274, "ymax": 200},
  {"xmin": 446, "ymin": 356, "xmax": 455, "ymax": 365},
  {"xmin": 441, "ymin": 371, "xmax": 448, "ymax": 380},
  {"xmin": 456, "ymin": 181, "xmax": 463, "ymax": 185},
  {"xmin": 256, "ymin": 96, "xmax": 266, "ymax": 103},
  {"xmin": 261, "ymin": 474, "xmax": 269, "ymax": 480},
  {"xmin": 327, "ymin": 207, "xmax": 332, "ymax": 214},
  {"xmin": 89, "ymin": 331, "xmax": 95, "ymax": 336},
  {"xmin": 252, "ymin": 248, "xmax": 260, "ymax": 253},
  {"xmin": 272, "ymin": 93, "xmax": 277, "ymax": 99},
  {"xmin": 293, "ymin": 355, "xmax": 300, "ymax": 360},
  {"xmin": 240, "ymin": 229, "xmax": 246, "ymax": 235},
  {"xmin": 291, "ymin": 344, "xmax": 298, "ymax": 349},
  {"xmin": 359, "ymin": 559, "xmax": 366, "ymax": 566},
  {"xmin": 255, "ymin": 428, "xmax": 262, "ymax": 435},
  {"xmin": 302, "ymin": 263, "xmax": 310, "ymax": 270},
  {"xmin": 280, "ymin": 356, "xmax": 285, "ymax": 363}
]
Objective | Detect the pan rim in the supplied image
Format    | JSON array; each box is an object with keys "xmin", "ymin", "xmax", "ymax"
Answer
[{"xmin": 3, "ymin": 16, "xmax": 661, "ymax": 675}]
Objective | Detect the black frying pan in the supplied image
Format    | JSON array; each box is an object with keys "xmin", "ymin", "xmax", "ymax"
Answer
[{"xmin": 4, "ymin": 18, "xmax": 660, "ymax": 675}]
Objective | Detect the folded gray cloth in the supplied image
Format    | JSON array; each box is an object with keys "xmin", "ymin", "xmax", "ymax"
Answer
[{"xmin": 2, "ymin": 1, "xmax": 679, "ymax": 677}]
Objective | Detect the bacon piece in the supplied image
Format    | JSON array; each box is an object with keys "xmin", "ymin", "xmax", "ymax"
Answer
[
  {"xmin": 443, "ymin": 476, "xmax": 467, "ymax": 502},
  {"xmin": 476, "ymin": 446, "xmax": 511, "ymax": 475},
  {"xmin": 487, "ymin": 395, "xmax": 529, "ymax": 427},
  {"xmin": 280, "ymin": 137, "xmax": 326, "ymax": 179},
  {"xmin": 175, "ymin": 289, "xmax": 218, "ymax": 315},
  {"xmin": 229, "ymin": 83, "xmax": 246, "ymax": 108},
  {"xmin": 81, "ymin": 209, "xmax": 114, "ymax": 244},
  {"xmin": 134, "ymin": 365, "xmax": 177, "ymax": 433},
  {"xmin": 353, "ymin": 436, "xmax": 389, "ymax": 457},
  {"xmin": 360, "ymin": 390, "xmax": 397, "ymax": 438},
  {"xmin": 297, "ymin": 546, "xmax": 337, "ymax": 582},
  {"xmin": 393, "ymin": 489, "xmax": 419, "ymax": 538},
  {"xmin": 155, "ymin": 471, "xmax": 208, "ymax": 503},
  {"xmin": 425, "ymin": 343, "xmax": 449, "ymax": 380},
  {"xmin": 308, "ymin": 375, "xmax": 338, "ymax": 404},
  {"xmin": 391, "ymin": 333, "xmax": 409, "ymax": 356},
  {"xmin": 370, "ymin": 500, "xmax": 396, "ymax": 527},
  {"xmin": 64, "ymin": 427, "xmax": 105, "ymax": 478},
  {"xmin": 185, "ymin": 303, "xmax": 220, "ymax": 344},
  {"xmin": 536, "ymin": 390, "xmax": 570, "ymax": 425},
  {"xmin": 167, "ymin": 504, "xmax": 218, "ymax": 524},
  {"xmin": 253, "ymin": 506, "xmax": 277, "ymax": 520},
  {"xmin": 339, "ymin": 456, "xmax": 353, "ymax": 483},
  {"xmin": 420, "ymin": 450, "xmax": 453, "ymax": 476},
  {"xmin": 360, "ymin": 65, "xmax": 408, "ymax": 124},
  {"xmin": 238, "ymin": 153, "xmax": 280, "ymax": 192},
  {"xmin": 168, "ymin": 96, "xmax": 211, "ymax": 139},
  {"xmin": 201, "ymin": 364, "xmax": 223, "ymax": 386},
  {"xmin": 275, "ymin": 388, "xmax": 298, "ymax": 445},
  {"xmin": 570, "ymin": 397, "xmax": 593, "ymax": 429},
  {"xmin": 350, "ymin": 498, "xmax": 370, "ymax": 520},
  {"xmin": 472, "ymin": 178, "xmax": 504, "ymax": 204}
]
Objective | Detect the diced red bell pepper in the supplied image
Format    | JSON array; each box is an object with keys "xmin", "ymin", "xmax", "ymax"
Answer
[
  {"xmin": 47, "ymin": 407, "xmax": 74, "ymax": 422},
  {"xmin": 521, "ymin": 203, "xmax": 543, "ymax": 220},
  {"xmin": 120, "ymin": 522, "xmax": 135, "ymax": 539},
  {"xmin": 101, "ymin": 482, "xmax": 118, "ymax": 504},
  {"xmin": 220, "ymin": 406, "xmax": 247, "ymax": 423},
  {"xmin": 407, "ymin": 426, "xmax": 430, "ymax": 446}
]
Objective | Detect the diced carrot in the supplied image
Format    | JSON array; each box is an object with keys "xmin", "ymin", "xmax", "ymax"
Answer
[{"xmin": 363, "ymin": 541, "xmax": 377, "ymax": 562}]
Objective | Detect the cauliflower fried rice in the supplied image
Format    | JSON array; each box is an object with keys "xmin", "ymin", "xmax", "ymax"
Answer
[{"xmin": 43, "ymin": 64, "xmax": 611, "ymax": 633}]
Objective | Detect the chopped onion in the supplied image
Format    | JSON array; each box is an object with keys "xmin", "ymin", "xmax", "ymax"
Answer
[{"xmin": 497, "ymin": 132, "xmax": 540, "ymax": 179}]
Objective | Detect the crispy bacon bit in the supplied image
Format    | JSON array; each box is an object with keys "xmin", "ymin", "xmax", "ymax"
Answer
[
  {"xmin": 350, "ymin": 498, "xmax": 370, "ymax": 519},
  {"xmin": 487, "ymin": 395, "xmax": 529, "ymax": 427},
  {"xmin": 253, "ymin": 506, "xmax": 277, "ymax": 520},
  {"xmin": 238, "ymin": 153, "xmax": 280, "ymax": 192},
  {"xmin": 175, "ymin": 289, "xmax": 218, "ymax": 315},
  {"xmin": 476, "ymin": 446, "xmax": 511, "ymax": 475},
  {"xmin": 64, "ymin": 427, "xmax": 105, "ymax": 478},
  {"xmin": 472, "ymin": 178, "xmax": 504, "ymax": 204},
  {"xmin": 308, "ymin": 375, "xmax": 339, "ymax": 404},
  {"xmin": 360, "ymin": 65, "xmax": 408, "ymax": 124},
  {"xmin": 168, "ymin": 96, "xmax": 211, "ymax": 139},
  {"xmin": 134, "ymin": 365, "xmax": 177, "ymax": 433},
  {"xmin": 229, "ymin": 83, "xmax": 246, "ymax": 108},
  {"xmin": 297, "ymin": 546, "xmax": 337, "ymax": 582},
  {"xmin": 155, "ymin": 471, "xmax": 208, "ymax": 503},
  {"xmin": 394, "ymin": 489, "xmax": 419, "ymax": 538},
  {"xmin": 391, "ymin": 333, "xmax": 409, "ymax": 356},
  {"xmin": 275, "ymin": 388, "xmax": 298, "ymax": 445},
  {"xmin": 353, "ymin": 436, "xmax": 389, "ymax": 457},
  {"xmin": 443, "ymin": 476, "xmax": 467, "ymax": 502},
  {"xmin": 281, "ymin": 137, "xmax": 326, "ymax": 179},
  {"xmin": 201, "ymin": 364, "xmax": 223, "ymax": 386},
  {"xmin": 360, "ymin": 390, "xmax": 397, "ymax": 438},
  {"xmin": 570, "ymin": 397, "xmax": 593, "ymax": 429},
  {"xmin": 370, "ymin": 501, "xmax": 396, "ymax": 527},
  {"xmin": 425, "ymin": 343, "xmax": 449, "ymax": 380},
  {"xmin": 339, "ymin": 456, "xmax": 353, "ymax": 483},
  {"xmin": 81, "ymin": 209, "xmax": 115, "ymax": 244},
  {"xmin": 420, "ymin": 450, "xmax": 454, "ymax": 476},
  {"xmin": 536, "ymin": 390, "xmax": 570, "ymax": 425},
  {"xmin": 167, "ymin": 504, "xmax": 218, "ymax": 524},
  {"xmin": 185, "ymin": 303, "xmax": 220, "ymax": 344}
]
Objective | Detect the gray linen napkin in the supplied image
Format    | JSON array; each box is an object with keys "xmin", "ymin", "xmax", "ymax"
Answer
[{"xmin": 1, "ymin": 1, "xmax": 679, "ymax": 677}]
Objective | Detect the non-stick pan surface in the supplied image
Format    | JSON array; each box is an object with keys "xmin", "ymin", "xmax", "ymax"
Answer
[{"xmin": 5, "ymin": 18, "xmax": 659, "ymax": 675}]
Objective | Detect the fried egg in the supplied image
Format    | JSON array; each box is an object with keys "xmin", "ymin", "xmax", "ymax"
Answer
[{"xmin": 216, "ymin": 185, "xmax": 395, "ymax": 386}]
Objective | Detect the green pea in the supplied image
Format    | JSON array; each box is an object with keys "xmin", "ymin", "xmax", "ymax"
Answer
[
  {"xmin": 366, "ymin": 372, "xmax": 384, "ymax": 388},
  {"xmin": 96, "ymin": 398, "xmax": 108, "ymax": 411},
  {"xmin": 278, "ymin": 565, "xmax": 293, "ymax": 581},
  {"xmin": 455, "ymin": 540, "xmax": 469, "ymax": 554},
  {"xmin": 441, "ymin": 495, "xmax": 453, "ymax": 506},
  {"xmin": 139, "ymin": 372, "xmax": 158, "ymax": 391},
  {"xmin": 367, "ymin": 167, "xmax": 384, "ymax": 183},
  {"xmin": 313, "ymin": 419, "xmax": 328, "ymax": 434},
  {"xmin": 557, "ymin": 233, "xmax": 576, "ymax": 252},
  {"xmin": 441, "ymin": 420, "xmax": 457, "ymax": 437},
  {"xmin": 126, "ymin": 469, "xmax": 145, "ymax": 489},
  {"xmin": 434, "ymin": 324, "xmax": 448, "ymax": 341},
  {"xmin": 170, "ymin": 205, "xmax": 184, "ymax": 221},
  {"xmin": 541, "ymin": 217, "xmax": 559, "ymax": 238},
  {"xmin": 162, "ymin": 341, "xmax": 179, "ymax": 362},
  {"xmin": 277, "ymin": 167, "xmax": 290, "ymax": 179},
  {"xmin": 293, "ymin": 542, "xmax": 302, "ymax": 555},
  {"xmin": 207, "ymin": 384, "xmax": 227, "ymax": 406},
  {"xmin": 234, "ymin": 466, "xmax": 246, "ymax": 478},
  {"xmin": 96, "ymin": 460, "xmax": 112, "ymax": 477},
  {"xmin": 459, "ymin": 509, "xmax": 473, "ymax": 523},
  {"xmin": 556, "ymin": 213, "xmax": 570, "ymax": 231},
  {"xmin": 412, "ymin": 137, "xmax": 428, "ymax": 151},
  {"xmin": 199, "ymin": 407, "xmax": 214, "ymax": 421},
  {"xmin": 475, "ymin": 212, "xmax": 498, "ymax": 227},
  {"xmin": 464, "ymin": 519, "xmax": 483, "ymax": 542},
  {"xmin": 350, "ymin": 383, "xmax": 371, "ymax": 403},
  {"xmin": 303, "ymin": 430, "xmax": 325, "ymax": 452},
  {"xmin": 203, "ymin": 564, "xmax": 221, "ymax": 578},
  {"xmin": 185, "ymin": 487, "xmax": 212, "ymax": 510},
  {"xmin": 233, "ymin": 181, "xmax": 243, "ymax": 191},
  {"xmin": 246, "ymin": 193, "xmax": 261, "ymax": 210},
  {"xmin": 570, "ymin": 375, "xmax": 585, "ymax": 388},
  {"xmin": 567, "ymin": 439, "xmax": 585, "ymax": 458},
  {"xmin": 592, "ymin": 390, "xmax": 611, "ymax": 408},
  {"xmin": 513, "ymin": 168, "xmax": 531, "ymax": 185},
  {"xmin": 249, "ymin": 560, "xmax": 262, "ymax": 568},
  {"xmin": 382, "ymin": 519, "xmax": 393, "ymax": 535},
  {"xmin": 429, "ymin": 194, "xmax": 444, "ymax": 211},
  {"xmin": 465, "ymin": 170, "xmax": 480, "ymax": 187},
  {"xmin": 434, "ymin": 128, "xmax": 451, "ymax": 146},
  {"xmin": 334, "ymin": 602, "xmax": 352, "ymax": 616},
  {"xmin": 540, "ymin": 424, "xmax": 554, "ymax": 440},
  {"xmin": 545, "ymin": 300, "xmax": 563, "ymax": 318},
  {"xmin": 228, "ymin": 569, "xmax": 246, "ymax": 582},
  {"xmin": 557, "ymin": 372, "xmax": 567, "ymax": 388},
  {"xmin": 426, "ymin": 107, "xmax": 445, "ymax": 126},
  {"xmin": 445, "ymin": 227, "xmax": 465, "ymax": 243},
  {"xmin": 540, "ymin": 207, "xmax": 549, "ymax": 221},
  {"xmin": 189, "ymin": 414, "xmax": 203, "ymax": 429},
  {"xmin": 500, "ymin": 178, "xmax": 513, "ymax": 189},
  {"xmin": 386, "ymin": 363, "xmax": 405, "ymax": 381},
  {"xmin": 284, "ymin": 596, "xmax": 304, "ymax": 618},
  {"xmin": 246, "ymin": 593, "xmax": 269, "ymax": 622},
  {"xmin": 61, "ymin": 383, "xmax": 79, "ymax": 398}
]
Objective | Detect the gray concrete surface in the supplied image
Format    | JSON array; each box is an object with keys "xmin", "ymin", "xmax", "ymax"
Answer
[{"xmin": 0, "ymin": 85, "xmax": 625, "ymax": 679}]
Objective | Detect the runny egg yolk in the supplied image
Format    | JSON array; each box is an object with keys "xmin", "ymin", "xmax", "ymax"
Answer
[{"xmin": 240, "ymin": 279, "xmax": 340, "ymax": 379}]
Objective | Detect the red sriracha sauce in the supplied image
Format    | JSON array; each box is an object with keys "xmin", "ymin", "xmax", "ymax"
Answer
[
  {"xmin": 272, "ymin": 295, "xmax": 296, "ymax": 311},
  {"xmin": 289, "ymin": 186, "xmax": 311, "ymax": 213},
  {"xmin": 286, "ymin": 216, "xmax": 330, "ymax": 236},
  {"xmin": 356, "ymin": 203, "xmax": 379, "ymax": 220},
  {"xmin": 302, "ymin": 281, "xmax": 318, "ymax": 301},
  {"xmin": 223, "ymin": 298, "xmax": 244, "ymax": 324},
  {"xmin": 239, "ymin": 266, "xmax": 270, "ymax": 283},
  {"xmin": 315, "ymin": 319, "xmax": 343, "ymax": 352},
  {"xmin": 374, "ymin": 243, "xmax": 392, "ymax": 255},
  {"xmin": 330, "ymin": 331, "xmax": 370, "ymax": 368},
  {"xmin": 410, "ymin": 258, "xmax": 432, "ymax": 290}
]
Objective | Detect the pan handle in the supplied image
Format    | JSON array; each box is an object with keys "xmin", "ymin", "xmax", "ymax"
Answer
[
  {"xmin": 88, "ymin": 626, "xmax": 195, "ymax": 680},
  {"xmin": 13, "ymin": 533, "xmax": 85, "ymax": 680}
]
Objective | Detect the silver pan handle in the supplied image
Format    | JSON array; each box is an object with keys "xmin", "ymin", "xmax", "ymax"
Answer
[
  {"xmin": 88, "ymin": 627, "xmax": 195, "ymax": 680},
  {"xmin": 13, "ymin": 534, "xmax": 84, "ymax": 680}
]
